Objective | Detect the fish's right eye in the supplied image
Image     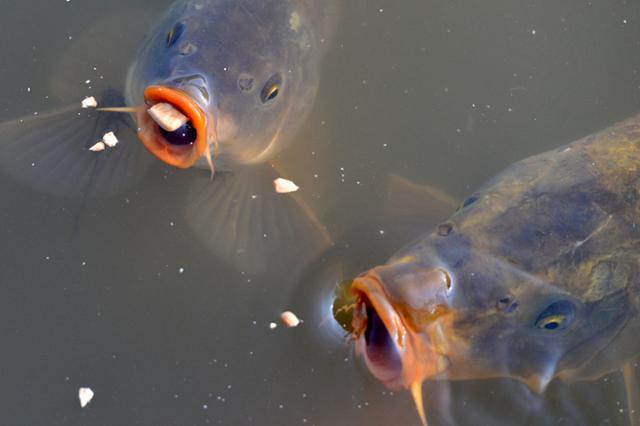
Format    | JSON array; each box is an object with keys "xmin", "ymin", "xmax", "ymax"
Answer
[
  {"xmin": 260, "ymin": 74, "xmax": 283, "ymax": 103},
  {"xmin": 166, "ymin": 22, "xmax": 185, "ymax": 48},
  {"xmin": 534, "ymin": 300, "xmax": 575, "ymax": 331}
]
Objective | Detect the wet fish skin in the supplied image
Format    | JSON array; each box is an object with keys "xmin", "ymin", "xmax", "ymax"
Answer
[
  {"xmin": 348, "ymin": 114, "xmax": 640, "ymax": 406},
  {"xmin": 126, "ymin": 0, "xmax": 337, "ymax": 168}
]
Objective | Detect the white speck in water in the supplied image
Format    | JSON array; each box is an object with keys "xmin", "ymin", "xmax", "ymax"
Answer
[
  {"xmin": 378, "ymin": 8, "xmax": 384, "ymax": 13},
  {"xmin": 78, "ymin": 387, "xmax": 94, "ymax": 407},
  {"xmin": 379, "ymin": 229, "xmax": 385, "ymax": 235},
  {"xmin": 623, "ymin": 18, "xmax": 628, "ymax": 24},
  {"xmin": 81, "ymin": 96, "xmax": 97, "ymax": 108},
  {"xmin": 273, "ymin": 177, "xmax": 299, "ymax": 193},
  {"xmin": 178, "ymin": 267, "xmax": 185, "ymax": 274},
  {"xmin": 251, "ymin": 194, "xmax": 257, "ymax": 200},
  {"xmin": 89, "ymin": 141, "xmax": 106, "ymax": 152},
  {"xmin": 102, "ymin": 131, "xmax": 118, "ymax": 147},
  {"xmin": 269, "ymin": 322, "xmax": 277, "ymax": 329},
  {"xmin": 531, "ymin": 29, "xmax": 537, "ymax": 35},
  {"xmin": 81, "ymin": 261, "xmax": 87, "ymax": 266},
  {"xmin": 280, "ymin": 311, "xmax": 301, "ymax": 327}
]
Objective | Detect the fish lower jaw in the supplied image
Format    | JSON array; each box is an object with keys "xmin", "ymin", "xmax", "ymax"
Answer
[{"xmin": 351, "ymin": 274, "xmax": 457, "ymax": 388}]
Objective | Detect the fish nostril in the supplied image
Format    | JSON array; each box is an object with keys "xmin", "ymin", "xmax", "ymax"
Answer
[
  {"xmin": 437, "ymin": 223, "xmax": 453, "ymax": 236},
  {"xmin": 497, "ymin": 295, "xmax": 518, "ymax": 313},
  {"xmin": 179, "ymin": 42, "xmax": 198, "ymax": 56},
  {"xmin": 238, "ymin": 74, "xmax": 255, "ymax": 92}
]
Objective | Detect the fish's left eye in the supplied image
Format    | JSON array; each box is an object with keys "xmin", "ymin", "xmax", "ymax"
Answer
[
  {"xmin": 534, "ymin": 300, "xmax": 575, "ymax": 331},
  {"xmin": 260, "ymin": 74, "xmax": 283, "ymax": 103}
]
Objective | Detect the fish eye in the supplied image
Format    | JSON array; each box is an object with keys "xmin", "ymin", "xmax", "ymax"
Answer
[
  {"xmin": 260, "ymin": 74, "xmax": 283, "ymax": 103},
  {"xmin": 534, "ymin": 300, "xmax": 575, "ymax": 331},
  {"xmin": 166, "ymin": 22, "xmax": 185, "ymax": 48}
]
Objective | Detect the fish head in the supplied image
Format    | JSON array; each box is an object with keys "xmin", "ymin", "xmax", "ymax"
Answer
[
  {"xmin": 125, "ymin": 0, "xmax": 323, "ymax": 169},
  {"xmin": 349, "ymin": 218, "xmax": 633, "ymax": 395}
]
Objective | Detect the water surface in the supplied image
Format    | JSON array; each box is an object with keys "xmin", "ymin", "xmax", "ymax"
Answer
[{"xmin": 1, "ymin": 1, "xmax": 640, "ymax": 425}]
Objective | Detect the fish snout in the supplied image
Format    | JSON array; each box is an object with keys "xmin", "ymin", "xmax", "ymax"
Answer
[
  {"xmin": 350, "ymin": 265, "xmax": 453, "ymax": 389},
  {"xmin": 136, "ymin": 85, "xmax": 213, "ymax": 168}
]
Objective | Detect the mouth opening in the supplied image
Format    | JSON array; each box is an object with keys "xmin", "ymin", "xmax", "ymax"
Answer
[
  {"xmin": 137, "ymin": 85, "xmax": 209, "ymax": 168},
  {"xmin": 354, "ymin": 292, "xmax": 404, "ymax": 387}
]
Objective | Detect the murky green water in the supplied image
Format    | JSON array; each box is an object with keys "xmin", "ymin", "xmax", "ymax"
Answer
[{"xmin": 1, "ymin": 1, "xmax": 640, "ymax": 425}]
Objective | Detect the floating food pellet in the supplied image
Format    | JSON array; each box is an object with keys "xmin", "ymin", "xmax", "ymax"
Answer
[
  {"xmin": 102, "ymin": 131, "xmax": 119, "ymax": 148},
  {"xmin": 269, "ymin": 322, "xmax": 278, "ymax": 330},
  {"xmin": 148, "ymin": 102, "xmax": 189, "ymax": 132},
  {"xmin": 81, "ymin": 96, "xmax": 98, "ymax": 108},
  {"xmin": 280, "ymin": 311, "xmax": 301, "ymax": 327},
  {"xmin": 273, "ymin": 178, "xmax": 299, "ymax": 194},
  {"xmin": 89, "ymin": 141, "xmax": 106, "ymax": 152},
  {"xmin": 78, "ymin": 387, "xmax": 94, "ymax": 408}
]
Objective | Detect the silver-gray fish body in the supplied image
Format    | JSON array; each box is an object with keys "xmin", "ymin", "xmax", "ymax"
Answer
[
  {"xmin": 350, "ymin": 115, "xmax": 640, "ymax": 394},
  {"xmin": 127, "ymin": 0, "xmax": 338, "ymax": 168}
]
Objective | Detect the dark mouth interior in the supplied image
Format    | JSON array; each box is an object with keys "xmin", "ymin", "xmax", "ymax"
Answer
[
  {"xmin": 159, "ymin": 120, "xmax": 197, "ymax": 146},
  {"xmin": 362, "ymin": 300, "xmax": 403, "ymax": 384},
  {"xmin": 365, "ymin": 305, "xmax": 392, "ymax": 348}
]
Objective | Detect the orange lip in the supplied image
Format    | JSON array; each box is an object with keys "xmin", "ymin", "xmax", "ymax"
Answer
[{"xmin": 136, "ymin": 85, "xmax": 209, "ymax": 168}]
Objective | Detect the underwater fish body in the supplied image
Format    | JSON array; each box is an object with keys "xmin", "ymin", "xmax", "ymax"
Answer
[
  {"xmin": 346, "ymin": 115, "xmax": 640, "ymax": 422},
  {"xmin": 127, "ymin": 0, "xmax": 337, "ymax": 170},
  {"xmin": 0, "ymin": 0, "xmax": 337, "ymax": 277},
  {"xmin": 0, "ymin": 0, "xmax": 337, "ymax": 196}
]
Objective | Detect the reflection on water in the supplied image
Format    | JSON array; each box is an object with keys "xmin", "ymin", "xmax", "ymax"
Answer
[{"xmin": 1, "ymin": 0, "xmax": 640, "ymax": 425}]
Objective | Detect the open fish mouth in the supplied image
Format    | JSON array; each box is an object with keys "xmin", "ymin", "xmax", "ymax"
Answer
[
  {"xmin": 136, "ymin": 85, "xmax": 211, "ymax": 168},
  {"xmin": 351, "ymin": 271, "xmax": 452, "ymax": 390},
  {"xmin": 352, "ymin": 280, "xmax": 406, "ymax": 388}
]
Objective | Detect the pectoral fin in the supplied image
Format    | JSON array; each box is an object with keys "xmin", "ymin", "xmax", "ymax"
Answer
[
  {"xmin": 382, "ymin": 175, "xmax": 458, "ymax": 222},
  {"xmin": 0, "ymin": 98, "xmax": 152, "ymax": 198},
  {"xmin": 185, "ymin": 165, "xmax": 332, "ymax": 279}
]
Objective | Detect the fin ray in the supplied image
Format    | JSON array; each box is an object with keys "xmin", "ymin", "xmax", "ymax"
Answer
[
  {"xmin": 186, "ymin": 165, "xmax": 332, "ymax": 278},
  {"xmin": 0, "ymin": 100, "xmax": 153, "ymax": 197}
]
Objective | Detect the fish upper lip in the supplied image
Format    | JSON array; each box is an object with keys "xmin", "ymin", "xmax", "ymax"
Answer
[
  {"xmin": 352, "ymin": 273, "xmax": 408, "ymax": 350},
  {"xmin": 351, "ymin": 269, "xmax": 451, "ymax": 388},
  {"xmin": 136, "ymin": 85, "xmax": 211, "ymax": 168}
]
